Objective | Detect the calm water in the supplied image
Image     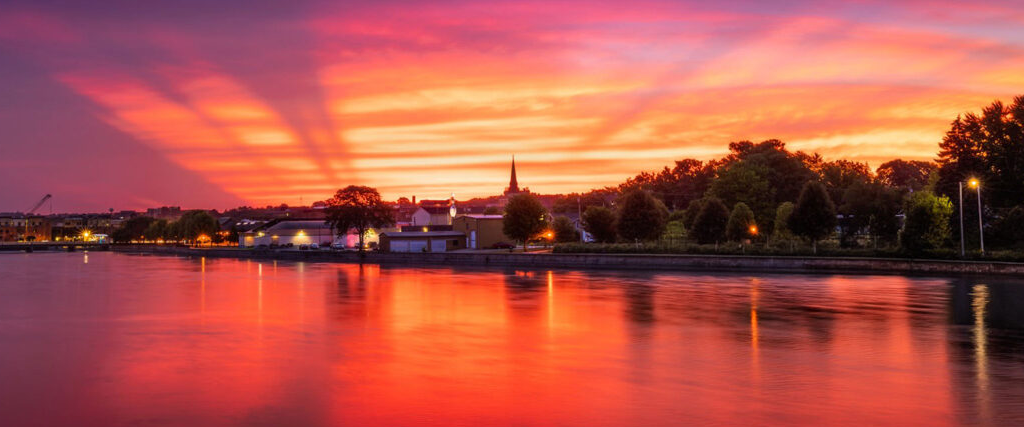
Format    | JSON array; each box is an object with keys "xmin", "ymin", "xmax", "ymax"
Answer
[{"xmin": 1, "ymin": 252, "xmax": 1023, "ymax": 426}]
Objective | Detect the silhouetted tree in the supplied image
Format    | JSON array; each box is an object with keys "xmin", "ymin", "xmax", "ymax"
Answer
[
  {"xmin": 725, "ymin": 202, "xmax": 756, "ymax": 242},
  {"xmin": 551, "ymin": 216, "xmax": 579, "ymax": 243},
  {"xmin": 111, "ymin": 216, "xmax": 156, "ymax": 243},
  {"xmin": 326, "ymin": 185, "xmax": 396, "ymax": 252},
  {"xmin": 818, "ymin": 159, "xmax": 873, "ymax": 206},
  {"xmin": 876, "ymin": 159, "xmax": 936, "ymax": 191},
  {"xmin": 690, "ymin": 197, "xmax": 729, "ymax": 244},
  {"xmin": 175, "ymin": 210, "xmax": 220, "ymax": 243},
  {"xmin": 788, "ymin": 181, "xmax": 836, "ymax": 253},
  {"xmin": 681, "ymin": 199, "xmax": 705, "ymax": 231},
  {"xmin": 582, "ymin": 206, "xmax": 617, "ymax": 243},
  {"xmin": 503, "ymin": 194, "xmax": 548, "ymax": 250},
  {"xmin": 840, "ymin": 182, "xmax": 904, "ymax": 247},
  {"xmin": 616, "ymin": 189, "xmax": 669, "ymax": 242},
  {"xmin": 989, "ymin": 205, "xmax": 1024, "ymax": 249}
]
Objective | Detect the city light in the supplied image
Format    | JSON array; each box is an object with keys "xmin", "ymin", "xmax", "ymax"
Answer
[
  {"xmin": 545, "ymin": 231, "xmax": 554, "ymax": 239},
  {"xmin": 81, "ymin": 230, "xmax": 92, "ymax": 241},
  {"xmin": 969, "ymin": 178, "xmax": 980, "ymax": 188},
  {"xmin": 749, "ymin": 225, "xmax": 758, "ymax": 236}
]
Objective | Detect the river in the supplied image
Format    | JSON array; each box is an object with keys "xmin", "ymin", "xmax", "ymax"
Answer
[{"xmin": 1, "ymin": 252, "xmax": 1022, "ymax": 426}]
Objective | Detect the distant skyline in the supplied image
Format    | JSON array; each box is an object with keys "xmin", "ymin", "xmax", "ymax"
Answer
[{"xmin": 2, "ymin": 0, "xmax": 1023, "ymax": 211}]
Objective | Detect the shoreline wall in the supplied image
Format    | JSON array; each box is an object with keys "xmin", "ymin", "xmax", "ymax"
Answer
[{"xmin": 111, "ymin": 246, "xmax": 1024, "ymax": 277}]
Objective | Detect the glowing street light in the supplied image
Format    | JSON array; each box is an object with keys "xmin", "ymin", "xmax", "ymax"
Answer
[
  {"xmin": 959, "ymin": 178, "xmax": 985, "ymax": 257},
  {"xmin": 749, "ymin": 225, "xmax": 758, "ymax": 236},
  {"xmin": 81, "ymin": 230, "xmax": 91, "ymax": 241},
  {"xmin": 971, "ymin": 178, "xmax": 984, "ymax": 256}
]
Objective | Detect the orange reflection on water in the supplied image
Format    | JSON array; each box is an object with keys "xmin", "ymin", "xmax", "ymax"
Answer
[{"xmin": 2, "ymin": 253, "xmax": 1023, "ymax": 427}]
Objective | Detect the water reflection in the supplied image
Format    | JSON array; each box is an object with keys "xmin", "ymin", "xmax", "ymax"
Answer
[{"xmin": 2, "ymin": 253, "xmax": 1024, "ymax": 426}]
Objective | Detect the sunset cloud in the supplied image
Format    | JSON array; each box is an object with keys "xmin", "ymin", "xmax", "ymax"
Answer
[{"xmin": 1, "ymin": 0, "xmax": 1022, "ymax": 210}]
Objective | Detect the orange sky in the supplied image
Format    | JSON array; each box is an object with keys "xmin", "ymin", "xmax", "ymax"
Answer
[{"xmin": 1, "ymin": 0, "xmax": 1023, "ymax": 211}]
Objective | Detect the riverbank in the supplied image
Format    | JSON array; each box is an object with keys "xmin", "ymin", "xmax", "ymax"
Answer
[{"xmin": 111, "ymin": 245, "xmax": 1024, "ymax": 277}]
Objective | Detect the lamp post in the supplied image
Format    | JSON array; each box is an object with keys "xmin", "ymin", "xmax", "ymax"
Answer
[
  {"xmin": 968, "ymin": 178, "xmax": 984, "ymax": 256},
  {"xmin": 959, "ymin": 181, "xmax": 965, "ymax": 257}
]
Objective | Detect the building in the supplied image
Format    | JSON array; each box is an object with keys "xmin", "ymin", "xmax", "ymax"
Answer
[
  {"xmin": 411, "ymin": 196, "xmax": 457, "ymax": 226},
  {"xmin": 379, "ymin": 231, "xmax": 466, "ymax": 252},
  {"xmin": 0, "ymin": 216, "xmax": 52, "ymax": 242},
  {"xmin": 412, "ymin": 206, "xmax": 456, "ymax": 226},
  {"xmin": 452, "ymin": 214, "xmax": 511, "ymax": 249},
  {"xmin": 146, "ymin": 206, "xmax": 182, "ymax": 220},
  {"xmin": 241, "ymin": 219, "xmax": 335, "ymax": 248}
]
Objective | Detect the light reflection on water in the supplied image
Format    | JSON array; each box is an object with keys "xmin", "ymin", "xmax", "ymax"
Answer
[{"xmin": 1, "ymin": 252, "xmax": 1023, "ymax": 427}]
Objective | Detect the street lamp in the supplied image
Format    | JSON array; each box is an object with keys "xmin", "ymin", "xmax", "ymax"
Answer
[
  {"xmin": 968, "ymin": 178, "xmax": 984, "ymax": 256},
  {"xmin": 958, "ymin": 181, "xmax": 965, "ymax": 257}
]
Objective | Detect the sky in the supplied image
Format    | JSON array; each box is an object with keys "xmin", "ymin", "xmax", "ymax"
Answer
[{"xmin": 1, "ymin": 0, "xmax": 1023, "ymax": 212}]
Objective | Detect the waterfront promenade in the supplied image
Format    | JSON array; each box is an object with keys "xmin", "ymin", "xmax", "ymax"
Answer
[{"xmin": 112, "ymin": 245, "xmax": 1024, "ymax": 277}]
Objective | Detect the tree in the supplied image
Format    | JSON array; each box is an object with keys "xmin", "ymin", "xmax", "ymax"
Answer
[
  {"xmin": 818, "ymin": 160, "xmax": 873, "ymax": 206},
  {"xmin": 876, "ymin": 159, "xmax": 937, "ymax": 191},
  {"xmin": 690, "ymin": 197, "xmax": 729, "ymax": 244},
  {"xmin": 900, "ymin": 191, "xmax": 953, "ymax": 253},
  {"xmin": 111, "ymin": 216, "xmax": 156, "ymax": 243},
  {"xmin": 725, "ymin": 202, "xmax": 756, "ymax": 242},
  {"xmin": 681, "ymin": 199, "xmax": 705, "ymax": 231},
  {"xmin": 840, "ymin": 182, "xmax": 904, "ymax": 247},
  {"xmin": 989, "ymin": 205, "xmax": 1024, "ymax": 249},
  {"xmin": 551, "ymin": 216, "xmax": 579, "ymax": 243},
  {"xmin": 616, "ymin": 189, "xmax": 669, "ymax": 241},
  {"xmin": 721, "ymin": 139, "xmax": 819, "ymax": 205},
  {"xmin": 143, "ymin": 219, "xmax": 169, "ymax": 242},
  {"xmin": 710, "ymin": 162, "xmax": 775, "ymax": 232},
  {"xmin": 788, "ymin": 181, "xmax": 837, "ymax": 253},
  {"xmin": 773, "ymin": 202, "xmax": 795, "ymax": 242},
  {"xmin": 582, "ymin": 206, "xmax": 617, "ymax": 243},
  {"xmin": 502, "ymin": 194, "xmax": 548, "ymax": 249},
  {"xmin": 174, "ymin": 210, "xmax": 220, "ymax": 243},
  {"xmin": 325, "ymin": 185, "xmax": 396, "ymax": 252}
]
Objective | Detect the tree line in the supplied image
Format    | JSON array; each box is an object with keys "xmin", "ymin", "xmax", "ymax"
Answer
[
  {"xmin": 543, "ymin": 94, "xmax": 1024, "ymax": 255},
  {"xmin": 111, "ymin": 210, "xmax": 223, "ymax": 244}
]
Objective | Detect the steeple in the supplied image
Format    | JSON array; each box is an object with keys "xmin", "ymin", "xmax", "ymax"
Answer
[{"xmin": 508, "ymin": 155, "xmax": 520, "ymax": 193}]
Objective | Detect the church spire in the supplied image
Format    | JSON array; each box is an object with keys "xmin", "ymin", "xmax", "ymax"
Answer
[{"xmin": 508, "ymin": 155, "xmax": 519, "ymax": 193}]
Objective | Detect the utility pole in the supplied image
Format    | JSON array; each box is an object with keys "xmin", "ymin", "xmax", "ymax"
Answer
[
  {"xmin": 959, "ymin": 182, "xmax": 965, "ymax": 257},
  {"xmin": 976, "ymin": 184, "xmax": 985, "ymax": 256}
]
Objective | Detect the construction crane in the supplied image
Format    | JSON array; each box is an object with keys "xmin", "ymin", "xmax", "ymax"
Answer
[{"xmin": 24, "ymin": 194, "xmax": 52, "ymax": 242}]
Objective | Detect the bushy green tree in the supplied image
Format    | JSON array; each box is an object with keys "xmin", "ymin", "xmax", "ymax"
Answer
[
  {"xmin": 583, "ymin": 206, "xmax": 617, "ymax": 243},
  {"xmin": 551, "ymin": 216, "xmax": 579, "ymax": 243},
  {"xmin": 725, "ymin": 202, "xmax": 756, "ymax": 242},
  {"xmin": 616, "ymin": 189, "xmax": 669, "ymax": 241},
  {"xmin": 710, "ymin": 162, "xmax": 775, "ymax": 232},
  {"xmin": 503, "ymin": 194, "xmax": 548, "ymax": 249},
  {"xmin": 900, "ymin": 191, "xmax": 953, "ymax": 253},
  {"xmin": 326, "ymin": 185, "xmax": 396, "ymax": 252},
  {"xmin": 789, "ymin": 181, "xmax": 837, "ymax": 253},
  {"xmin": 174, "ymin": 210, "xmax": 220, "ymax": 243},
  {"xmin": 690, "ymin": 197, "xmax": 729, "ymax": 244},
  {"xmin": 773, "ymin": 202, "xmax": 795, "ymax": 242},
  {"xmin": 663, "ymin": 220, "xmax": 687, "ymax": 242}
]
